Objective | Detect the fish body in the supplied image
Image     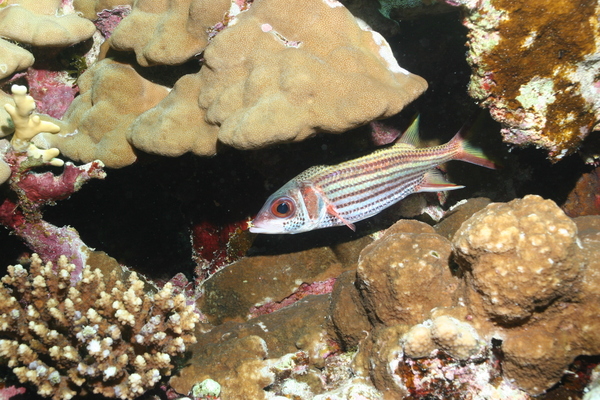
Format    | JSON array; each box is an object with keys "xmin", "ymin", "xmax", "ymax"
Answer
[{"xmin": 250, "ymin": 116, "xmax": 495, "ymax": 234}]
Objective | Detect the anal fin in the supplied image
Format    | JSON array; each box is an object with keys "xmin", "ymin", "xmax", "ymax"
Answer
[{"xmin": 417, "ymin": 170, "xmax": 464, "ymax": 193}]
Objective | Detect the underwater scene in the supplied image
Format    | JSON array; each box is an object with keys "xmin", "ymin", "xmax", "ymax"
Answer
[{"xmin": 0, "ymin": 0, "xmax": 599, "ymax": 399}]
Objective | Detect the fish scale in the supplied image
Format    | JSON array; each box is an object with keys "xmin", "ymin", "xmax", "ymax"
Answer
[
  {"xmin": 312, "ymin": 145, "xmax": 457, "ymax": 223},
  {"xmin": 250, "ymin": 116, "xmax": 496, "ymax": 234}
]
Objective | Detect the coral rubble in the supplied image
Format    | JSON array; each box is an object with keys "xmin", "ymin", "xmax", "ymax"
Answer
[
  {"xmin": 448, "ymin": 0, "xmax": 600, "ymax": 160},
  {"xmin": 0, "ymin": 254, "xmax": 198, "ymax": 400}
]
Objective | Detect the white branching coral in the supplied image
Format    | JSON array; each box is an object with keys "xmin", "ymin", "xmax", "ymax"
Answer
[{"xmin": 0, "ymin": 254, "xmax": 199, "ymax": 400}]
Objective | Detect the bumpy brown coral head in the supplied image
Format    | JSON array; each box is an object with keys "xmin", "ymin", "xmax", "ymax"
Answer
[{"xmin": 452, "ymin": 195, "xmax": 583, "ymax": 324}]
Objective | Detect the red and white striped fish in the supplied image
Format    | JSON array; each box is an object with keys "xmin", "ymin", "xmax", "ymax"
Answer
[{"xmin": 250, "ymin": 116, "xmax": 496, "ymax": 234}]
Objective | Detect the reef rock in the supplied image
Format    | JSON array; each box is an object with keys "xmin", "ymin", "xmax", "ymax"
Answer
[
  {"xmin": 198, "ymin": 245, "xmax": 347, "ymax": 325},
  {"xmin": 172, "ymin": 295, "xmax": 341, "ymax": 399},
  {"xmin": 447, "ymin": 0, "xmax": 600, "ymax": 160}
]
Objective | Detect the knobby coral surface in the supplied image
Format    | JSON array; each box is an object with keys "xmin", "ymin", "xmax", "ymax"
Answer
[
  {"xmin": 0, "ymin": 0, "xmax": 96, "ymax": 80},
  {"xmin": 0, "ymin": 0, "xmax": 96, "ymax": 46},
  {"xmin": 38, "ymin": 0, "xmax": 427, "ymax": 168},
  {"xmin": 0, "ymin": 39, "xmax": 34, "ymax": 80},
  {"xmin": 108, "ymin": 0, "xmax": 230, "ymax": 66},
  {"xmin": 34, "ymin": 59, "xmax": 170, "ymax": 168},
  {"xmin": 332, "ymin": 195, "xmax": 600, "ymax": 397},
  {"xmin": 448, "ymin": 0, "xmax": 600, "ymax": 160},
  {"xmin": 0, "ymin": 254, "xmax": 199, "ymax": 400}
]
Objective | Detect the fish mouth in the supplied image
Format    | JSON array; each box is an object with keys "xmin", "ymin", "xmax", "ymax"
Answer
[
  {"xmin": 248, "ymin": 226, "xmax": 268, "ymax": 234},
  {"xmin": 249, "ymin": 223, "xmax": 286, "ymax": 234}
]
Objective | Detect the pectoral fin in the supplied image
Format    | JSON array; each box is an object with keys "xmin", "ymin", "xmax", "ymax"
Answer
[
  {"xmin": 311, "ymin": 183, "xmax": 356, "ymax": 231},
  {"xmin": 326, "ymin": 204, "xmax": 356, "ymax": 231}
]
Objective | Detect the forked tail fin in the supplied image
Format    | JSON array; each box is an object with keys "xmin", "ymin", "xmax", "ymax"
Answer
[{"xmin": 449, "ymin": 117, "xmax": 498, "ymax": 170}]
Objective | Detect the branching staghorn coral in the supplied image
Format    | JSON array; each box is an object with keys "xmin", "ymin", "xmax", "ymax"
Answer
[{"xmin": 0, "ymin": 254, "xmax": 199, "ymax": 400}]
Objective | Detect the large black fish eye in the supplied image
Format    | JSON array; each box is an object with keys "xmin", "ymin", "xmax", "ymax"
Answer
[
  {"xmin": 270, "ymin": 197, "xmax": 295, "ymax": 218},
  {"xmin": 276, "ymin": 202, "xmax": 289, "ymax": 214}
]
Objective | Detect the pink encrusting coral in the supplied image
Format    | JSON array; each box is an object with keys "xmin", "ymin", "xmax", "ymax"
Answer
[
  {"xmin": 0, "ymin": 85, "xmax": 106, "ymax": 280},
  {"xmin": 249, "ymin": 278, "xmax": 337, "ymax": 318},
  {"xmin": 26, "ymin": 69, "xmax": 79, "ymax": 119},
  {"xmin": 94, "ymin": 5, "xmax": 132, "ymax": 38},
  {"xmin": 0, "ymin": 152, "xmax": 106, "ymax": 282}
]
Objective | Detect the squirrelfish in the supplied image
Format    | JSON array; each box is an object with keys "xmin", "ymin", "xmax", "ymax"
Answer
[{"xmin": 250, "ymin": 116, "xmax": 495, "ymax": 234}]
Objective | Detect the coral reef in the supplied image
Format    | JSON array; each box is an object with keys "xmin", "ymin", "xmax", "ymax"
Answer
[
  {"xmin": 0, "ymin": 0, "xmax": 97, "ymax": 86},
  {"xmin": 0, "ymin": 254, "xmax": 198, "ymax": 400},
  {"xmin": 74, "ymin": 0, "xmax": 135, "ymax": 21},
  {"xmin": 5, "ymin": 85, "xmax": 61, "ymax": 152},
  {"xmin": 453, "ymin": 195, "xmax": 582, "ymax": 323},
  {"xmin": 0, "ymin": 0, "xmax": 96, "ymax": 47},
  {"xmin": 335, "ymin": 195, "xmax": 600, "ymax": 397},
  {"xmin": 1, "ymin": 0, "xmax": 599, "ymax": 399},
  {"xmin": 37, "ymin": 0, "xmax": 427, "ymax": 168},
  {"xmin": 561, "ymin": 164, "xmax": 600, "ymax": 217},
  {"xmin": 172, "ymin": 295, "xmax": 339, "ymax": 399},
  {"xmin": 34, "ymin": 58, "xmax": 170, "ymax": 168},
  {"xmin": 198, "ymin": 245, "xmax": 348, "ymax": 324},
  {"xmin": 403, "ymin": 315, "xmax": 484, "ymax": 360},
  {"xmin": 447, "ymin": 0, "xmax": 600, "ymax": 160},
  {"xmin": 107, "ymin": 0, "xmax": 230, "ymax": 66},
  {"xmin": 356, "ymin": 220, "xmax": 459, "ymax": 327},
  {"xmin": 0, "ymin": 39, "xmax": 34, "ymax": 80},
  {"xmin": 0, "ymin": 86, "xmax": 105, "ymax": 274}
]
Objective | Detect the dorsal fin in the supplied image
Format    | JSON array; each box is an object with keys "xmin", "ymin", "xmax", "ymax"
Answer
[{"xmin": 396, "ymin": 114, "xmax": 421, "ymax": 147}]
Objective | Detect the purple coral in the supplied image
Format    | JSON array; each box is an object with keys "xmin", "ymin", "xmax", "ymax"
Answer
[{"xmin": 94, "ymin": 6, "xmax": 132, "ymax": 38}]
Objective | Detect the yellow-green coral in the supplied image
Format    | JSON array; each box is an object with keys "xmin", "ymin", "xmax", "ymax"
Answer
[{"xmin": 4, "ymin": 85, "xmax": 60, "ymax": 151}]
